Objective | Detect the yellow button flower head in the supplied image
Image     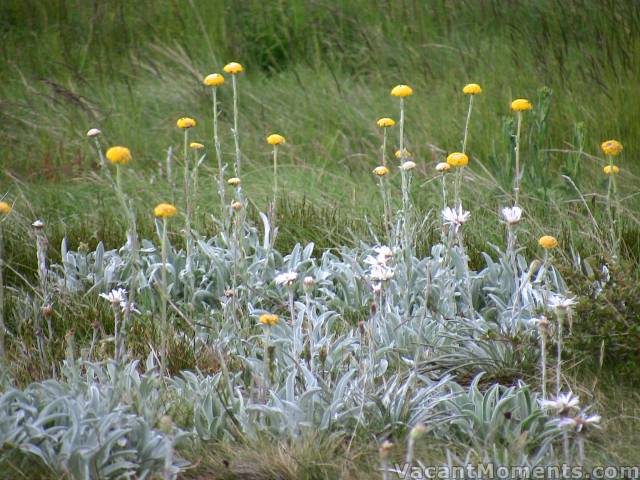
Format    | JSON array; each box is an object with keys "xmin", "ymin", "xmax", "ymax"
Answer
[
  {"xmin": 176, "ymin": 117, "xmax": 196, "ymax": 129},
  {"xmin": 154, "ymin": 203, "xmax": 178, "ymax": 218},
  {"xmin": 395, "ymin": 149, "xmax": 412, "ymax": 159},
  {"xmin": 227, "ymin": 177, "xmax": 241, "ymax": 186},
  {"xmin": 435, "ymin": 162, "xmax": 450, "ymax": 173},
  {"xmin": 391, "ymin": 85, "xmax": 413, "ymax": 97},
  {"xmin": 106, "ymin": 146, "xmax": 132, "ymax": 165},
  {"xmin": 267, "ymin": 134, "xmax": 286, "ymax": 145},
  {"xmin": 203, "ymin": 73, "xmax": 225, "ymax": 87},
  {"xmin": 538, "ymin": 235, "xmax": 558, "ymax": 249},
  {"xmin": 373, "ymin": 166, "xmax": 390, "ymax": 177},
  {"xmin": 223, "ymin": 62, "xmax": 244, "ymax": 74},
  {"xmin": 0, "ymin": 201, "xmax": 12, "ymax": 215},
  {"xmin": 511, "ymin": 99, "xmax": 533, "ymax": 111},
  {"xmin": 603, "ymin": 165, "xmax": 620, "ymax": 175},
  {"xmin": 600, "ymin": 140, "xmax": 623, "ymax": 156},
  {"xmin": 463, "ymin": 83, "xmax": 482, "ymax": 95},
  {"xmin": 259, "ymin": 313, "xmax": 279, "ymax": 327},
  {"xmin": 377, "ymin": 117, "xmax": 396, "ymax": 128},
  {"xmin": 446, "ymin": 152, "xmax": 469, "ymax": 168},
  {"xmin": 189, "ymin": 142, "xmax": 204, "ymax": 150}
]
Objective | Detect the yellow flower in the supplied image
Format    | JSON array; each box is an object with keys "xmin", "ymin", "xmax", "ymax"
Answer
[
  {"xmin": 267, "ymin": 134, "xmax": 286, "ymax": 145},
  {"xmin": 511, "ymin": 99, "xmax": 533, "ymax": 111},
  {"xmin": 227, "ymin": 177, "xmax": 241, "ymax": 186},
  {"xmin": 538, "ymin": 235, "xmax": 558, "ymax": 249},
  {"xmin": 603, "ymin": 165, "xmax": 620, "ymax": 175},
  {"xmin": 462, "ymin": 83, "xmax": 482, "ymax": 95},
  {"xmin": 189, "ymin": 142, "xmax": 204, "ymax": 149},
  {"xmin": 259, "ymin": 313, "xmax": 279, "ymax": 327},
  {"xmin": 105, "ymin": 146, "xmax": 132, "ymax": 165},
  {"xmin": 373, "ymin": 166, "xmax": 389, "ymax": 177},
  {"xmin": 154, "ymin": 203, "xmax": 178, "ymax": 218},
  {"xmin": 203, "ymin": 73, "xmax": 225, "ymax": 87},
  {"xmin": 435, "ymin": 162, "xmax": 450, "ymax": 173},
  {"xmin": 377, "ymin": 117, "xmax": 396, "ymax": 128},
  {"xmin": 231, "ymin": 201, "xmax": 242, "ymax": 211},
  {"xmin": 223, "ymin": 62, "xmax": 244, "ymax": 74},
  {"xmin": 391, "ymin": 85, "xmax": 413, "ymax": 97},
  {"xmin": 600, "ymin": 140, "xmax": 623, "ymax": 156},
  {"xmin": 395, "ymin": 149, "xmax": 412, "ymax": 159},
  {"xmin": 446, "ymin": 152, "xmax": 469, "ymax": 168},
  {"xmin": 0, "ymin": 201, "xmax": 12, "ymax": 215},
  {"xmin": 176, "ymin": 117, "xmax": 196, "ymax": 129}
]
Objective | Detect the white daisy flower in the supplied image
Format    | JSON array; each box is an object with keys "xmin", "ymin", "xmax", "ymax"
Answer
[
  {"xmin": 558, "ymin": 412, "xmax": 601, "ymax": 433},
  {"xmin": 370, "ymin": 263, "xmax": 394, "ymax": 282},
  {"xmin": 441, "ymin": 206, "xmax": 471, "ymax": 232},
  {"xmin": 547, "ymin": 294, "xmax": 577, "ymax": 311},
  {"xmin": 540, "ymin": 392, "xmax": 580, "ymax": 416},
  {"xmin": 274, "ymin": 271, "xmax": 298, "ymax": 286},
  {"xmin": 100, "ymin": 288, "xmax": 127, "ymax": 305},
  {"xmin": 399, "ymin": 161, "xmax": 416, "ymax": 171},
  {"xmin": 501, "ymin": 206, "xmax": 523, "ymax": 225}
]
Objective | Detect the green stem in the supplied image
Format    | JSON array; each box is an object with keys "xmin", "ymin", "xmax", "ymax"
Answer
[
  {"xmin": 0, "ymin": 224, "xmax": 4, "ymax": 361},
  {"xmin": 232, "ymin": 75, "xmax": 241, "ymax": 177},
  {"xmin": 212, "ymin": 88, "xmax": 226, "ymax": 217},
  {"xmin": 514, "ymin": 111, "xmax": 522, "ymax": 205},
  {"xmin": 160, "ymin": 217, "xmax": 169, "ymax": 376},
  {"xmin": 272, "ymin": 145, "xmax": 278, "ymax": 213},
  {"xmin": 462, "ymin": 95, "xmax": 474, "ymax": 154}
]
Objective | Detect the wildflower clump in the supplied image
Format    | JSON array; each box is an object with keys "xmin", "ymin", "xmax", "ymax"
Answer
[
  {"xmin": 154, "ymin": 203, "xmax": 178, "ymax": 218},
  {"xmin": 446, "ymin": 152, "xmax": 469, "ymax": 168},
  {"xmin": 462, "ymin": 83, "xmax": 482, "ymax": 95},
  {"xmin": 203, "ymin": 73, "xmax": 225, "ymax": 87},
  {"xmin": 600, "ymin": 140, "xmax": 623, "ymax": 156},
  {"xmin": 106, "ymin": 146, "xmax": 132, "ymax": 165},
  {"xmin": 538, "ymin": 235, "xmax": 558, "ymax": 249}
]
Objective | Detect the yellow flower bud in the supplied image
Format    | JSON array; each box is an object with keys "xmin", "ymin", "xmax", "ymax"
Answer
[
  {"xmin": 462, "ymin": 83, "xmax": 482, "ymax": 95},
  {"xmin": 446, "ymin": 152, "xmax": 469, "ymax": 168},
  {"xmin": 600, "ymin": 140, "xmax": 623, "ymax": 156},
  {"xmin": 154, "ymin": 203, "xmax": 178, "ymax": 218},
  {"xmin": 223, "ymin": 62, "xmax": 244, "ymax": 74},
  {"xmin": 373, "ymin": 166, "xmax": 389, "ymax": 177},
  {"xmin": 390, "ymin": 85, "xmax": 413, "ymax": 97},
  {"xmin": 105, "ymin": 146, "xmax": 132, "ymax": 165},
  {"xmin": 203, "ymin": 73, "xmax": 225, "ymax": 87},
  {"xmin": 376, "ymin": 117, "xmax": 396, "ymax": 128},
  {"xmin": 538, "ymin": 235, "xmax": 558, "ymax": 249},
  {"xmin": 267, "ymin": 134, "xmax": 286, "ymax": 145},
  {"xmin": 511, "ymin": 99, "xmax": 533, "ymax": 111},
  {"xmin": 176, "ymin": 117, "xmax": 196, "ymax": 129}
]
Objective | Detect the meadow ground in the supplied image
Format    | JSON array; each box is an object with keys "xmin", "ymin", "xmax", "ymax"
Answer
[{"xmin": 1, "ymin": 1, "xmax": 640, "ymax": 478}]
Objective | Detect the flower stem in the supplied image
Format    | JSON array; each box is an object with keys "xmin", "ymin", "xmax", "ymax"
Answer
[
  {"xmin": 462, "ymin": 95, "xmax": 474, "ymax": 154},
  {"xmin": 540, "ymin": 329, "xmax": 547, "ymax": 399},
  {"xmin": 556, "ymin": 311, "xmax": 564, "ymax": 397},
  {"xmin": 272, "ymin": 145, "xmax": 279, "ymax": 215},
  {"xmin": 0, "ymin": 224, "xmax": 5, "ymax": 361},
  {"xmin": 211, "ymin": 88, "xmax": 226, "ymax": 217},
  {"xmin": 232, "ymin": 75, "xmax": 241, "ymax": 177},
  {"xmin": 514, "ymin": 111, "xmax": 523, "ymax": 205},
  {"xmin": 605, "ymin": 154, "xmax": 619, "ymax": 260},
  {"xmin": 160, "ymin": 217, "xmax": 169, "ymax": 376}
]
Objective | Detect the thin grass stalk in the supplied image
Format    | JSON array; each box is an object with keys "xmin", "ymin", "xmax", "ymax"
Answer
[
  {"xmin": 183, "ymin": 130, "xmax": 195, "ymax": 318},
  {"xmin": 514, "ymin": 111, "xmax": 523, "ymax": 205},
  {"xmin": 33, "ymin": 222, "xmax": 48, "ymax": 364},
  {"xmin": 211, "ymin": 88, "xmax": 226, "ymax": 216}
]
